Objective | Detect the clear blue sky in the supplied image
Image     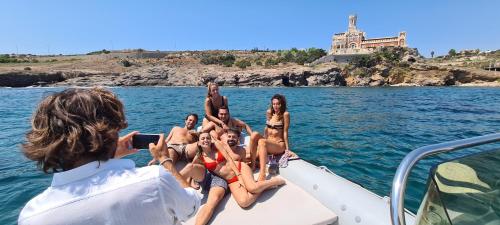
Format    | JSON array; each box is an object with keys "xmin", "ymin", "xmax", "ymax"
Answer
[{"xmin": 1, "ymin": 0, "xmax": 499, "ymax": 57}]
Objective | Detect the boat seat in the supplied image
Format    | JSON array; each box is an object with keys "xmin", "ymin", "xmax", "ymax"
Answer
[{"xmin": 182, "ymin": 174, "xmax": 338, "ymax": 225}]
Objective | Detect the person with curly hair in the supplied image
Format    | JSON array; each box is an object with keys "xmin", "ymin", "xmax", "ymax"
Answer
[{"xmin": 18, "ymin": 88, "xmax": 200, "ymax": 225}]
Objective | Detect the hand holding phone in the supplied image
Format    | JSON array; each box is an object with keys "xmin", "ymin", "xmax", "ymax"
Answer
[
  {"xmin": 114, "ymin": 131, "xmax": 139, "ymax": 158},
  {"xmin": 132, "ymin": 134, "xmax": 161, "ymax": 149}
]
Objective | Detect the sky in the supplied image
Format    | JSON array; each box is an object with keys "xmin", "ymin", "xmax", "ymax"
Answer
[{"xmin": 1, "ymin": 0, "xmax": 499, "ymax": 57}]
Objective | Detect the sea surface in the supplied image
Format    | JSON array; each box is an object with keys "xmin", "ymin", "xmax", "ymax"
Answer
[{"xmin": 1, "ymin": 86, "xmax": 500, "ymax": 224}]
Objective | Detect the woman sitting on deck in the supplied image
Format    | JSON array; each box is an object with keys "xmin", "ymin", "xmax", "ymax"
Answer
[
  {"xmin": 250, "ymin": 94, "xmax": 295, "ymax": 181},
  {"xmin": 181, "ymin": 132, "xmax": 285, "ymax": 210},
  {"xmin": 202, "ymin": 82, "xmax": 229, "ymax": 130}
]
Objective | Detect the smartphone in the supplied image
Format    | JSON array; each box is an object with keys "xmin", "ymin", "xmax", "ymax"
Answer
[{"xmin": 132, "ymin": 134, "xmax": 160, "ymax": 149}]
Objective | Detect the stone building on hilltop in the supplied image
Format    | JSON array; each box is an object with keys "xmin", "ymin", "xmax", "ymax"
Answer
[{"xmin": 329, "ymin": 15, "xmax": 407, "ymax": 55}]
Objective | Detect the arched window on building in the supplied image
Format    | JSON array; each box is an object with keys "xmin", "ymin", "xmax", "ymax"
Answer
[{"xmin": 350, "ymin": 43, "xmax": 357, "ymax": 49}]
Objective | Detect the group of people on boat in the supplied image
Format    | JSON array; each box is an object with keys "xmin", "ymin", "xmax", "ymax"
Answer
[
  {"xmin": 18, "ymin": 85, "xmax": 295, "ymax": 225},
  {"xmin": 147, "ymin": 82, "xmax": 294, "ymax": 224}
]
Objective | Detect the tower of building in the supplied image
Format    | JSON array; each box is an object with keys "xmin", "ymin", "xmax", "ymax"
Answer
[
  {"xmin": 348, "ymin": 15, "xmax": 357, "ymax": 32},
  {"xmin": 329, "ymin": 15, "xmax": 407, "ymax": 55}
]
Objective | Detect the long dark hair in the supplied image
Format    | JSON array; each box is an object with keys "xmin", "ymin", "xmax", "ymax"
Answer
[{"xmin": 269, "ymin": 94, "xmax": 287, "ymax": 116}]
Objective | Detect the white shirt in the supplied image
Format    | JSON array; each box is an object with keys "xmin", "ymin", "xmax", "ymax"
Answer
[{"xmin": 18, "ymin": 159, "xmax": 200, "ymax": 225}]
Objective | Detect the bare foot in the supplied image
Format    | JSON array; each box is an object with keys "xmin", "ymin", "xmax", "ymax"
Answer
[
  {"xmin": 269, "ymin": 177, "xmax": 286, "ymax": 188},
  {"xmin": 287, "ymin": 151, "xmax": 298, "ymax": 158}
]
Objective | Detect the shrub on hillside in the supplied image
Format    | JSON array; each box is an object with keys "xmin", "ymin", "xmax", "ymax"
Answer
[
  {"xmin": 375, "ymin": 47, "xmax": 401, "ymax": 63},
  {"xmin": 0, "ymin": 54, "xmax": 18, "ymax": 63},
  {"xmin": 352, "ymin": 68, "xmax": 370, "ymax": 77},
  {"xmin": 294, "ymin": 50, "xmax": 309, "ymax": 65},
  {"xmin": 222, "ymin": 60, "xmax": 234, "ymax": 67},
  {"xmin": 350, "ymin": 55, "xmax": 379, "ymax": 68},
  {"xmin": 306, "ymin": 48, "xmax": 327, "ymax": 62},
  {"xmin": 86, "ymin": 49, "xmax": 111, "ymax": 55},
  {"xmin": 120, "ymin": 59, "xmax": 132, "ymax": 67},
  {"xmin": 265, "ymin": 58, "xmax": 279, "ymax": 67},
  {"xmin": 251, "ymin": 47, "xmax": 270, "ymax": 53},
  {"xmin": 200, "ymin": 54, "xmax": 236, "ymax": 67},
  {"xmin": 276, "ymin": 48, "xmax": 326, "ymax": 65},
  {"xmin": 448, "ymin": 49, "xmax": 457, "ymax": 57},
  {"xmin": 235, "ymin": 59, "xmax": 251, "ymax": 69},
  {"xmin": 349, "ymin": 47, "xmax": 417, "ymax": 68}
]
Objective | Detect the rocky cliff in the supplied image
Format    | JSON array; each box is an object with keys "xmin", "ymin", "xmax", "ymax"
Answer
[{"xmin": 0, "ymin": 48, "xmax": 498, "ymax": 87}]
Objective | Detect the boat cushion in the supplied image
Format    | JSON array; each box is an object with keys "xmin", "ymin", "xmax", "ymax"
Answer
[{"xmin": 182, "ymin": 175, "xmax": 338, "ymax": 225}]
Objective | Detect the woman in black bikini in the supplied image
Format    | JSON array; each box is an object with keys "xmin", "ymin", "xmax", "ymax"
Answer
[
  {"xmin": 181, "ymin": 132, "xmax": 285, "ymax": 210},
  {"xmin": 202, "ymin": 82, "xmax": 229, "ymax": 131},
  {"xmin": 249, "ymin": 94, "xmax": 292, "ymax": 181}
]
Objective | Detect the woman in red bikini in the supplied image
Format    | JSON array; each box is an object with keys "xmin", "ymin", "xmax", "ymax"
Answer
[{"xmin": 182, "ymin": 132, "xmax": 285, "ymax": 208}]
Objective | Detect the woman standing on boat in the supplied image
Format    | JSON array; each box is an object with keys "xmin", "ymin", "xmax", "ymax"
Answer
[
  {"xmin": 250, "ymin": 94, "xmax": 292, "ymax": 181},
  {"xmin": 202, "ymin": 82, "xmax": 229, "ymax": 130},
  {"xmin": 182, "ymin": 132, "xmax": 285, "ymax": 211}
]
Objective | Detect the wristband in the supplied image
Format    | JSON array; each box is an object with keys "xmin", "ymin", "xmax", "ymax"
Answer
[{"xmin": 159, "ymin": 158, "xmax": 173, "ymax": 166}]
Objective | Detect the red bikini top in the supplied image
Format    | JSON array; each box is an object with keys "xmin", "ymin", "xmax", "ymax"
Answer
[{"xmin": 201, "ymin": 148, "xmax": 225, "ymax": 171}]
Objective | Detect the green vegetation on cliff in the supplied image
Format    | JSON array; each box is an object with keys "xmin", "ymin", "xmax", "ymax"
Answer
[
  {"xmin": 200, "ymin": 53, "xmax": 236, "ymax": 67},
  {"xmin": 350, "ymin": 47, "xmax": 415, "ymax": 68},
  {"xmin": 197, "ymin": 48, "xmax": 326, "ymax": 68},
  {"xmin": 235, "ymin": 59, "xmax": 251, "ymax": 69},
  {"xmin": 277, "ymin": 48, "xmax": 327, "ymax": 65},
  {"xmin": 0, "ymin": 54, "xmax": 40, "ymax": 63},
  {"xmin": 86, "ymin": 49, "xmax": 111, "ymax": 55}
]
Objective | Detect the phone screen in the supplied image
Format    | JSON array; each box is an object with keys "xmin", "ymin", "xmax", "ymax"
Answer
[{"xmin": 132, "ymin": 134, "xmax": 160, "ymax": 149}]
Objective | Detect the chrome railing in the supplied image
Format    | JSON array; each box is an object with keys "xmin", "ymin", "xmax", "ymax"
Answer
[{"xmin": 390, "ymin": 133, "xmax": 500, "ymax": 225}]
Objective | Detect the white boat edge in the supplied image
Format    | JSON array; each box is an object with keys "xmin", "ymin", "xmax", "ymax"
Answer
[{"xmin": 279, "ymin": 159, "xmax": 416, "ymax": 225}]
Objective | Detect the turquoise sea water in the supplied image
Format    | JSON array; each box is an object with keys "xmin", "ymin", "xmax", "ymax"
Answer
[{"xmin": 1, "ymin": 87, "xmax": 500, "ymax": 224}]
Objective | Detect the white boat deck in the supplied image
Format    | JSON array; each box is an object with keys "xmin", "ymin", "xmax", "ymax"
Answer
[{"xmin": 182, "ymin": 174, "xmax": 338, "ymax": 225}]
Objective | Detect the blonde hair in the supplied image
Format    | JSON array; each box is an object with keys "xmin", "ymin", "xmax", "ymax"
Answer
[{"xmin": 206, "ymin": 82, "xmax": 219, "ymax": 98}]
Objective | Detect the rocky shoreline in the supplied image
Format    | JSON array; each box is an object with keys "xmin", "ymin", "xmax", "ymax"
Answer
[
  {"xmin": 0, "ymin": 49, "xmax": 499, "ymax": 87},
  {"xmin": 1, "ymin": 63, "xmax": 498, "ymax": 88}
]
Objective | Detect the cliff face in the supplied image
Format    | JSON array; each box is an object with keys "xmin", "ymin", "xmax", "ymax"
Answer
[
  {"xmin": 50, "ymin": 64, "xmax": 345, "ymax": 87},
  {"xmin": 0, "ymin": 72, "xmax": 64, "ymax": 87},
  {"xmin": 339, "ymin": 64, "xmax": 500, "ymax": 87},
  {"xmin": 0, "ymin": 49, "xmax": 498, "ymax": 87}
]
